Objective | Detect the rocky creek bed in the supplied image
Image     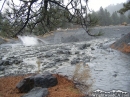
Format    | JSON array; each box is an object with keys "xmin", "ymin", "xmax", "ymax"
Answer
[{"xmin": 0, "ymin": 26, "xmax": 130, "ymax": 96}]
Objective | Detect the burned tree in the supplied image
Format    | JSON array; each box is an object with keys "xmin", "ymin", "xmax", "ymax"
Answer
[{"xmin": 0, "ymin": 0, "xmax": 98, "ymax": 37}]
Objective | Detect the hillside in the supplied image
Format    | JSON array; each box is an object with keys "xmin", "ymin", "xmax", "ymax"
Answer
[{"xmin": 105, "ymin": 3, "xmax": 130, "ymax": 16}]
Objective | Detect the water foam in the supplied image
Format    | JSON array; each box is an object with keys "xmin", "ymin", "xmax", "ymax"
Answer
[{"xmin": 18, "ymin": 36, "xmax": 43, "ymax": 46}]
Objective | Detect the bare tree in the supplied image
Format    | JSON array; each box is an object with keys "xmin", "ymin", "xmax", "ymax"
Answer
[{"xmin": 1, "ymin": 0, "xmax": 97, "ymax": 37}]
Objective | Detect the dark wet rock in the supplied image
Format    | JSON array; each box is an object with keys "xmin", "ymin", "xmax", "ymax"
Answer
[
  {"xmin": 21, "ymin": 87, "xmax": 48, "ymax": 97},
  {"xmin": 8, "ymin": 59, "xmax": 21, "ymax": 65},
  {"xmin": 1, "ymin": 59, "xmax": 21, "ymax": 65},
  {"xmin": 75, "ymin": 51, "xmax": 80, "ymax": 54},
  {"xmin": 57, "ymin": 50, "xmax": 71, "ymax": 54},
  {"xmin": 83, "ymin": 56, "xmax": 91, "ymax": 60},
  {"xmin": 14, "ymin": 60, "xmax": 22, "ymax": 64},
  {"xmin": 63, "ymin": 50, "xmax": 71, "ymax": 54},
  {"xmin": 0, "ymin": 66, "xmax": 5, "ymax": 71},
  {"xmin": 16, "ymin": 76, "xmax": 34, "ymax": 93},
  {"xmin": 91, "ymin": 47, "xmax": 95, "ymax": 50},
  {"xmin": 0, "ymin": 61, "xmax": 3, "ymax": 66},
  {"xmin": 45, "ymin": 52, "xmax": 53, "ymax": 57},
  {"xmin": 54, "ymin": 58, "xmax": 61, "ymax": 62},
  {"xmin": 43, "ymin": 65, "xmax": 49, "ymax": 69},
  {"xmin": 3, "ymin": 60, "xmax": 10, "ymax": 66},
  {"xmin": 57, "ymin": 50, "xmax": 64, "ymax": 54},
  {"xmin": 61, "ymin": 57, "xmax": 69, "ymax": 61},
  {"xmin": 113, "ymin": 74, "xmax": 117, "ymax": 77},
  {"xmin": 79, "ymin": 44, "xmax": 91, "ymax": 50},
  {"xmin": 16, "ymin": 72, "xmax": 58, "ymax": 93},
  {"xmin": 84, "ymin": 59, "xmax": 90, "ymax": 62},
  {"xmin": 71, "ymin": 58, "xmax": 80, "ymax": 65},
  {"xmin": 57, "ymin": 63, "xmax": 62, "ymax": 66},
  {"xmin": 99, "ymin": 43, "xmax": 103, "ymax": 48},
  {"xmin": 34, "ymin": 72, "xmax": 58, "ymax": 88},
  {"xmin": 47, "ymin": 63, "xmax": 55, "ymax": 68}
]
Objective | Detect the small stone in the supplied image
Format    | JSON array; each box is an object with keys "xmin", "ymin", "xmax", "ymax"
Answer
[
  {"xmin": 57, "ymin": 50, "xmax": 71, "ymax": 54},
  {"xmin": 61, "ymin": 57, "xmax": 69, "ymax": 61},
  {"xmin": 54, "ymin": 58, "xmax": 61, "ymax": 62},
  {"xmin": 85, "ymin": 59, "xmax": 90, "ymax": 62},
  {"xmin": 63, "ymin": 50, "xmax": 71, "ymax": 54},
  {"xmin": 58, "ymin": 63, "xmax": 62, "ymax": 66},
  {"xmin": 71, "ymin": 58, "xmax": 80, "ymax": 65},
  {"xmin": 45, "ymin": 52, "xmax": 53, "ymax": 57},
  {"xmin": 14, "ymin": 60, "xmax": 21, "ymax": 64},
  {"xmin": 91, "ymin": 47, "xmax": 95, "ymax": 50},
  {"xmin": 0, "ymin": 61, "xmax": 3, "ymax": 66},
  {"xmin": 113, "ymin": 74, "xmax": 117, "ymax": 77},
  {"xmin": 57, "ymin": 50, "xmax": 64, "ymax": 54},
  {"xmin": 0, "ymin": 66, "xmax": 5, "ymax": 71},
  {"xmin": 48, "ymin": 63, "xmax": 55, "ymax": 68},
  {"xmin": 3, "ymin": 60, "xmax": 10, "ymax": 66},
  {"xmin": 75, "ymin": 51, "xmax": 80, "ymax": 54},
  {"xmin": 79, "ymin": 44, "xmax": 91, "ymax": 50},
  {"xmin": 21, "ymin": 87, "xmax": 48, "ymax": 97}
]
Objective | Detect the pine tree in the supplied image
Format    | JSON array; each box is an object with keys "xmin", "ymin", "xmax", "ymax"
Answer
[
  {"xmin": 111, "ymin": 12, "xmax": 120, "ymax": 25},
  {"xmin": 98, "ymin": 7, "xmax": 105, "ymax": 26},
  {"xmin": 119, "ymin": 1, "xmax": 130, "ymax": 14},
  {"xmin": 104, "ymin": 9, "xmax": 112, "ymax": 25}
]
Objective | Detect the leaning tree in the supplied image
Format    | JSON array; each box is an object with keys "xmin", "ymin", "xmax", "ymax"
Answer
[
  {"xmin": 118, "ymin": 0, "xmax": 130, "ymax": 14},
  {"xmin": 0, "ymin": 0, "xmax": 97, "ymax": 37}
]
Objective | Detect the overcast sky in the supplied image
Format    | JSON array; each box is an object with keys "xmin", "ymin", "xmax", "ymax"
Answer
[
  {"xmin": 88, "ymin": 0, "xmax": 127, "ymax": 11},
  {"xmin": 0, "ymin": 0, "xmax": 128, "ymax": 12}
]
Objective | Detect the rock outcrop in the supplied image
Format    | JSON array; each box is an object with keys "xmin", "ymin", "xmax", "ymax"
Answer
[{"xmin": 111, "ymin": 32, "xmax": 130, "ymax": 53}]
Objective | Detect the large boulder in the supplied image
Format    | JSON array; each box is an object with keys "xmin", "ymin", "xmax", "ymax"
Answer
[
  {"xmin": 21, "ymin": 87, "xmax": 48, "ymax": 97},
  {"xmin": 34, "ymin": 73, "xmax": 58, "ymax": 88},
  {"xmin": 16, "ymin": 76, "xmax": 34, "ymax": 93},
  {"xmin": 16, "ymin": 72, "xmax": 58, "ymax": 93}
]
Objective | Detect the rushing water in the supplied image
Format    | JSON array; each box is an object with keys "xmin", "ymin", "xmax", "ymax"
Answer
[
  {"xmin": 1, "ymin": 26, "xmax": 130, "ymax": 94},
  {"xmin": 18, "ymin": 35, "xmax": 48, "ymax": 46},
  {"xmin": 18, "ymin": 36, "xmax": 39, "ymax": 46}
]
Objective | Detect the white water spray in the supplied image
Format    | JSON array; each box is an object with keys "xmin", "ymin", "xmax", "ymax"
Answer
[{"xmin": 18, "ymin": 35, "xmax": 47, "ymax": 46}]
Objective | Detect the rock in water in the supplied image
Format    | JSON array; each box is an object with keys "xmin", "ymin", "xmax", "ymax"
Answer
[
  {"xmin": 79, "ymin": 44, "xmax": 91, "ymax": 50},
  {"xmin": 0, "ymin": 66, "xmax": 5, "ymax": 71},
  {"xmin": 21, "ymin": 87, "xmax": 48, "ymax": 97}
]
